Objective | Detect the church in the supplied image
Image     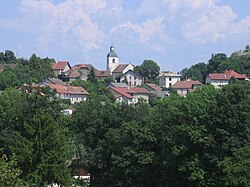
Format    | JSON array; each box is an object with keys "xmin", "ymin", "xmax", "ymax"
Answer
[
  {"xmin": 106, "ymin": 44, "xmax": 134, "ymax": 79},
  {"xmin": 52, "ymin": 44, "xmax": 140, "ymax": 85}
]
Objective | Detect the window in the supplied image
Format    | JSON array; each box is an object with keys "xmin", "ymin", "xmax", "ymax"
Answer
[
  {"xmin": 112, "ymin": 59, "xmax": 115, "ymax": 63},
  {"xmin": 129, "ymin": 81, "xmax": 131, "ymax": 85},
  {"xmin": 134, "ymin": 81, "xmax": 136, "ymax": 86},
  {"xmin": 134, "ymin": 76, "xmax": 136, "ymax": 80},
  {"xmin": 169, "ymin": 83, "xmax": 172, "ymax": 87},
  {"xmin": 129, "ymin": 76, "xmax": 132, "ymax": 80},
  {"xmin": 169, "ymin": 77, "xmax": 172, "ymax": 81}
]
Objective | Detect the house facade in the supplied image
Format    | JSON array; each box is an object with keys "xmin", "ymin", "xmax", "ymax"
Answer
[
  {"xmin": 172, "ymin": 79, "xmax": 202, "ymax": 96},
  {"xmin": 112, "ymin": 64, "xmax": 134, "ymax": 79},
  {"xmin": 119, "ymin": 70, "xmax": 143, "ymax": 87},
  {"xmin": 52, "ymin": 61, "xmax": 71, "ymax": 77},
  {"xmin": 48, "ymin": 84, "xmax": 89, "ymax": 104},
  {"xmin": 95, "ymin": 70, "xmax": 111, "ymax": 80},
  {"xmin": 159, "ymin": 71, "xmax": 181, "ymax": 88},
  {"xmin": 109, "ymin": 86, "xmax": 149, "ymax": 104},
  {"xmin": 206, "ymin": 69, "xmax": 248, "ymax": 88},
  {"xmin": 65, "ymin": 64, "xmax": 91, "ymax": 82}
]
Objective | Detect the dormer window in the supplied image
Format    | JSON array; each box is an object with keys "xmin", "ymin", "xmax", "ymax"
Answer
[{"xmin": 112, "ymin": 59, "xmax": 115, "ymax": 63}]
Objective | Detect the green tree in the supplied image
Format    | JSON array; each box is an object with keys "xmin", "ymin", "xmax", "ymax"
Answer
[
  {"xmin": 0, "ymin": 89, "xmax": 73, "ymax": 186},
  {"xmin": 181, "ymin": 62, "xmax": 207, "ymax": 83},
  {"xmin": 27, "ymin": 54, "xmax": 55, "ymax": 83},
  {"xmin": 72, "ymin": 80, "xmax": 114, "ymax": 101},
  {"xmin": 207, "ymin": 53, "xmax": 228, "ymax": 73},
  {"xmin": 0, "ymin": 151, "xmax": 31, "ymax": 187},
  {"xmin": 0, "ymin": 69, "xmax": 20, "ymax": 90},
  {"xmin": 87, "ymin": 67, "xmax": 97, "ymax": 83},
  {"xmin": 219, "ymin": 146, "xmax": 250, "ymax": 187},
  {"xmin": 134, "ymin": 60, "xmax": 160, "ymax": 83},
  {"xmin": 0, "ymin": 50, "xmax": 17, "ymax": 64}
]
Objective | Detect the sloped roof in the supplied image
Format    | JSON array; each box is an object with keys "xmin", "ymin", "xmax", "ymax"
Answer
[
  {"xmin": 110, "ymin": 87, "xmax": 134, "ymax": 98},
  {"xmin": 108, "ymin": 83, "xmax": 128, "ymax": 87},
  {"xmin": 107, "ymin": 44, "xmax": 118, "ymax": 58},
  {"xmin": 53, "ymin": 61, "xmax": 70, "ymax": 70},
  {"xmin": 112, "ymin": 64, "xmax": 128, "ymax": 73},
  {"xmin": 48, "ymin": 84, "xmax": 88, "ymax": 95},
  {"xmin": 94, "ymin": 70, "xmax": 111, "ymax": 77},
  {"xmin": 146, "ymin": 83, "xmax": 162, "ymax": 92},
  {"xmin": 172, "ymin": 79, "xmax": 202, "ymax": 89},
  {"xmin": 110, "ymin": 86, "xmax": 149, "ymax": 99},
  {"xmin": 207, "ymin": 70, "xmax": 247, "ymax": 80},
  {"xmin": 130, "ymin": 87, "xmax": 149, "ymax": 94},
  {"xmin": 72, "ymin": 64, "xmax": 90, "ymax": 71},
  {"xmin": 107, "ymin": 51, "xmax": 118, "ymax": 58},
  {"xmin": 66, "ymin": 70, "xmax": 81, "ymax": 78},
  {"xmin": 121, "ymin": 70, "xmax": 142, "ymax": 78},
  {"xmin": 43, "ymin": 77, "xmax": 67, "ymax": 86}
]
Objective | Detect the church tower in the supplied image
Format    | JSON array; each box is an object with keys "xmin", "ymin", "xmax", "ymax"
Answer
[{"xmin": 106, "ymin": 44, "xmax": 119, "ymax": 73}]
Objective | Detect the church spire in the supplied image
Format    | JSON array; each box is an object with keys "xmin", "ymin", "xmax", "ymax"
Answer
[
  {"xmin": 107, "ymin": 44, "xmax": 119, "ymax": 72},
  {"xmin": 110, "ymin": 43, "xmax": 115, "ymax": 52}
]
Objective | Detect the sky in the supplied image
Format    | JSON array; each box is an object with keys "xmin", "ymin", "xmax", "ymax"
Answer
[{"xmin": 0, "ymin": 0, "xmax": 250, "ymax": 72}]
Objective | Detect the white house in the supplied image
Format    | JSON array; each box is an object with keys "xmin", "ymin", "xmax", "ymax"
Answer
[
  {"xmin": 159, "ymin": 71, "xmax": 181, "ymax": 88},
  {"xmin": 52, "ymin": 61, "xmax": 71, "ymax": 77},
  {"xmin": 206, "ymin": 69, "xmax": 248, "ymax": 88},
  {"xmin": 112, "ymin": 64, "xmax": 134, "ymax": 78},
  {"xmin": 109, "ymin": 86, "xmax": 149, "ymax": 104},
  {"xmin": 48, "ymin": 84, "xmax": 89, "ymax": 104},
  {"xmin": 119, "ymin": 70, "xmax": 143, "ymax": 87},
  {"xmin": 172, "ymin": 79, "xmax": 202, "ymax": 96},
  {"xmin": 65, "ymin": 64, "xmax": 91, "ymax": 82}
]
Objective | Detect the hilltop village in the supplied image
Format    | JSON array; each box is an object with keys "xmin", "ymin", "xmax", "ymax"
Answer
[
  {"xmin": 0, "ymin": 45, "xmax": 249, "ymax": 186},
  {"xmin": 6, "ymin": 44, "xmax": 246, "ymax": 107}
]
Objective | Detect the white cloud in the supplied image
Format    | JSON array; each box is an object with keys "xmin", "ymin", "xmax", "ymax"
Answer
[
  {"xmin": 110, "ymin": 16, "xmax": 168, "ymax": 44},
  {"xmin": 162, "ymin": 0, "xmax": 216, "ymax": 13},
  {"xmin": 181, "ymin": 5, "xmax": 250, "ymax": 43},
  {"xmin": 186, "ymin": 0, "xmax": 215, "ymax": 10},
  {"xmin": 15, "ymin": 0, "xmax": 107, "ymax": 51}
]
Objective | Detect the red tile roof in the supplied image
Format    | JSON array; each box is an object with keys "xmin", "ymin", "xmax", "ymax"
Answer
[
  {"xmin": 48, "ymin": 84, "xmax": 88, "ymax": 95},
  {"xmin": 146, "ymin": 83, "xmax": 162, "ymax": 92},
  {"xmin": 131, "ymin": 87, "xmax": 150, "ymax": 94},
  {"xmin": 53, "ymin": 61, "xmax": 70, "ymax": 70},
  {"xmin": 110, "ymin": 87, "xmax": 133, "ymax": 98},
  {"xmin": 207, "ymin": 70, "xmax": 247, "ymax": 80},
  {"xmin": 94, "ymin": 70, "xmax": 111, "ymax": 77},
  {"xmin": 172, "ymin": 79, "xmax": 202, "ymax": 89},
  {"xmin": 113, "ymin": 64, "xmax": 128, "ymax": 73},
  {"xmin": 110, "ymin": 87, "xmax": 149, "ymax": 99},
  {"xmin": 72, "ymin": 64, "xmax": 90, "ymax": 71},
  {"xmin": 66, "ymin": 70, "xmax": 81, "ymax": 78}
]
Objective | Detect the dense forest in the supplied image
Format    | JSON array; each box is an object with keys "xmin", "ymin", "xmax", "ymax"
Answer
[{"xmin": 0, "ymin": 47, "xmax": 250, "ymax": 186}]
